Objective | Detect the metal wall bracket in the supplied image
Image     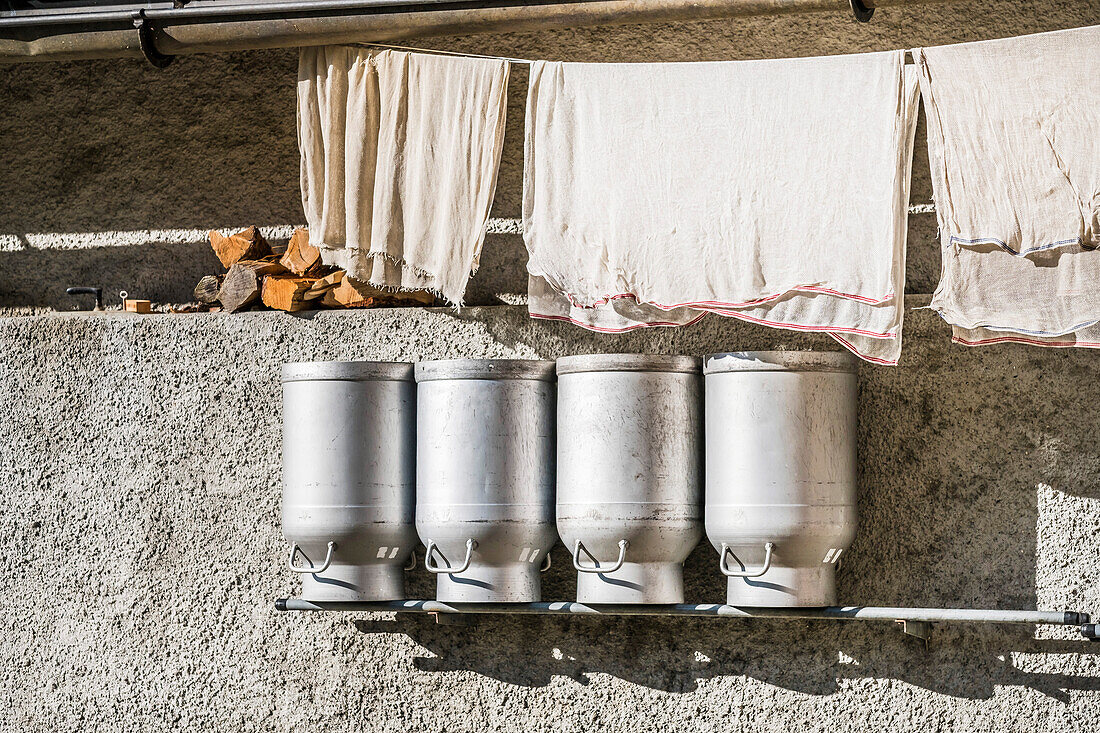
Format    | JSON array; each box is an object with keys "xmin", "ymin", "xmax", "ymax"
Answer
[
  {"xmin": 895, "ymin": 619, "xmax": 932, "ymax": 646},
  {"xmin": 132, "ymin": 11, "xmax": 174, "ymax": 69},
  {"xmin": 429, "ymin": 611, "xmax": 477, "ymax": 626}
]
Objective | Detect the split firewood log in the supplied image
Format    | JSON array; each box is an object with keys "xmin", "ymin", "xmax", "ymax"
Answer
[
  {"xmin": 218, "ymin": 260, "xmax": 286, "ymax": 312},
  {"xmin": 193, "ymin": 275, "xmax": 223, "ymax": 304},
  {"xmin": 320, "ymin": 277, "xmax": 386, "ymax": 308},
  {"xmin": 262, "ymin": 275, "xmax": 319, "ymax": 313},
  {"xmin": 321, "ymin": 276, "xmax": 435, "ymax": 308},
  {"xmin": 208, "ymin": 226, "xmax": 271, "ymax": 268},
  {"xmin": 279, "ymin": 228, "xmax": 321, "ymax": 276},
  {"xmin": 303, "ymin": 270, "xmax": 345, "ymax": 300}
]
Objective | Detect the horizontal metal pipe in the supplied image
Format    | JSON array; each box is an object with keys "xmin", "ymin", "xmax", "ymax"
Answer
[
  {"xmin": 0, "ymin": 0, "xmax": 958, "ymax": 63},
  {"xmin": 276, "ymin": 599, "xmax": 1090, "ymax": 626}
]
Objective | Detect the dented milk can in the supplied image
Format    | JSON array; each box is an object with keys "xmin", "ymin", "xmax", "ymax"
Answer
[
  {"xmin": 281, "ymin": 361, "xmax": 417, "ymax": 601},
  {"xmin": 415, "ymin": 359, "xmax": 557, "ymax": 602},
  {"xmin": 556, "ymin": 354, "xmax": 703, "ymax": 604},
  {"xmin": 704, "ymin": 351, "xmax": 858, "ymax": 606}
]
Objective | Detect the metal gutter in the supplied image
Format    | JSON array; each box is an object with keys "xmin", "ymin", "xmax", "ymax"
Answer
[{"xmin": 0, "ymin": 0, "xmax": 956, "ymax": 64}]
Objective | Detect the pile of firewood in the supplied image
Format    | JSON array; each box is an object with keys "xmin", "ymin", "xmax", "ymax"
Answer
[{"xmin": 194, "ymin": 226, "xmax": 435, "ymax": 313}]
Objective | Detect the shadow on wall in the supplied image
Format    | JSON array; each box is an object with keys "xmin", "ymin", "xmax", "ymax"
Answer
[
  {"xmin": 0, "ymin": 50, "xmax": 302, "ymax": 234},
  {"xmin": 0, "ymin": 233, "xmax": 528, "ymax": 310},
  {"xmin": 0, "ymin": 239, "xmax": 223, "ymax": 310},
  {"xmin": 0, "ymin": 52, "xmax": 941, "ymax": 306},
  {"xmin": 463, "ymin": 306, "xmax": 1100, "ymax": 600},
  {"xmin": 355, "ymin": 543, "xmax": 1100, "ymax": 701},
  {"xmin": 291, "ymin": 307, "xmax": 1100, "ymax": 698},
  {"xmin": 352, "ymin": 605, "xmax": 1100, "ymax": 701},
  {"xmin": 1, "ymin": 6, "xmax": 1097, "ymax": 307},
  {"xmin": 248, "ymin": 306, "xmax": 1100, "ymax": 703}
]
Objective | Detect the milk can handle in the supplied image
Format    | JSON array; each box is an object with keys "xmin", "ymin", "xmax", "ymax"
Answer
[
  {"xmin": 719, "ymin": 542, "xmax": 774, "ymax": 578},
  {"xmin": 287, "ymin": 541, "xmax": 336, "ymax": 574},
  {"xmin": 572, "ymin": 539, "xmax": 628, "ymax": 573},
  {"xmin": 424, "ymin": 538, "xmax": 476, "ymax": 575}
]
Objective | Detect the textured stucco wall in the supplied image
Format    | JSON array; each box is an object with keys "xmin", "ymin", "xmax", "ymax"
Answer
[
  {"xmin": 0, "ymin": 0, "xmax": 1097, "ymax": 312},
  {"xmin": 3, "ymin": 2, "xmax": 1100, "ymax": 730},
  {"xmin": 2, "ymin": 305, "xmax": 1100, "ymax": 732}
]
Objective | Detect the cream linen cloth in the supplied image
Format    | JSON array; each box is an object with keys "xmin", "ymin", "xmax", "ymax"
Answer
[
  {"xmin": 524, "ymin": 52, "xmax": 919, "ymax": 365},
  {"xmin": 918, "ymin": 26, "xmax": 1100, "ymax": 347},
  {"xmin": 298, "ymin": 46, "xmax": 509, "ymax": 306}
]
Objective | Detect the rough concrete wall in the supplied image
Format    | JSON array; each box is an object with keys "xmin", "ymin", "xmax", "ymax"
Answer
[
  {"xmin": 0, "ymin": 0, "xmax": 1097, "ymax": 311},
  {"xmin": 2, "ymin": 305, "xmax": 1100, "ymax": 732},
  {"xmin": 3, "ymin": 2, "xmax": 1100, "ymax": 730}
]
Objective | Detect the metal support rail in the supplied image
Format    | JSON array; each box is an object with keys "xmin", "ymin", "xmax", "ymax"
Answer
[{"xmin": 276, "ymin": 598, "xmax": 1097, "ymax": 640}]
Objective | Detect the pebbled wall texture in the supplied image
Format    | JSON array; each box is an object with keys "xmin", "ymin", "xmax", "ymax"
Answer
[
  {"xmin": 3, "ymin": 305, "xmax": 1100, "ymax": 731},
  {"xmin": 3, "ymin": 0, "xmax": 1100, "ymax": 730}
]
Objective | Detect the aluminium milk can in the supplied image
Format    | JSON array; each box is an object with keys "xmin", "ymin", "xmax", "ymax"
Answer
[
  {"xmin": 415, "ymin": 359, "xmax": 557, "ymax": 603},
  {"xmin": 704, "ymin": 351, "xmax": 858, "ymax": 606},
  {"xmin": 281, "ymin": 361, "xmax": 417, "ymax": 601},
  {"xmin": 556, "ymin": 354, "xmax": 703, "ymax": 604}
]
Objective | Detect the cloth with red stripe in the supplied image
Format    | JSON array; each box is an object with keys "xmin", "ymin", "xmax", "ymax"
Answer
[
  {"xmin": 917, "ymin": 26, "xmax": 1100, "ymax": 349},
  {"xmin": 523, "ymin": 52, "xmax": 920, "ymax": 364}
]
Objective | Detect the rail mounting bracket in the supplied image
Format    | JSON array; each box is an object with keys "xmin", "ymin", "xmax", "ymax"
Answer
[{"xmin": 895, "ymin": 619, "xmax": 932, "ymax": 645}]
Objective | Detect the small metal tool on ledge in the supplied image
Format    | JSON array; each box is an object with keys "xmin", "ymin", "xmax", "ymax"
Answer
[{"xmin": 65, "ymin": 287, "xmax": 103, "ymax": 311}]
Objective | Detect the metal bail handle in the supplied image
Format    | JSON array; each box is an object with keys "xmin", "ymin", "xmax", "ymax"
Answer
[
  {"xmin": 288, "ymin": 541, "xmax": 337, "ymax": 574},
  {"xmin": 424, "ymin": 538, "xmax": 477, "ymax": 575},
  {"xmin": 719, "ymin": 542, "xmax": 775, "ymax": 578},
  {"xmin": 572, "ymin": 539, "xmax": 629, "ymax": 574}
]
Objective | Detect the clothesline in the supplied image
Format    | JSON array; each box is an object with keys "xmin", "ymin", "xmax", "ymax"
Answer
[
  {"xmin": 360, "ymin": 43, "xmax": 535, "ymax": 64},
  {"xmin": 361, "ymin": 42, "xmax": 919, "ymax": 66}
]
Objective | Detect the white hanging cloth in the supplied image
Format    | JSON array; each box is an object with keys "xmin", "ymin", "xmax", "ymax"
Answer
[
  {"xmin": 917, "ymin": 25, "xmax": 1100, "ymax": 347},
  {"xmin": 298, "ymin": 45, "xmax": 510, "ymax": 306},
  {"xmin": 523, "ymin": 51, "xmax": 920, "ymax": 365}
]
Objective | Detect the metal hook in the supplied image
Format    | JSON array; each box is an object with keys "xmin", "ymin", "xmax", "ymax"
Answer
[
  {"xmin": 849, "ymin": 0, "xmax": 874, "ymax": 23},
  {"xmin": 132, "ymin": 11, "xmax": 175, "ymax": 68}
]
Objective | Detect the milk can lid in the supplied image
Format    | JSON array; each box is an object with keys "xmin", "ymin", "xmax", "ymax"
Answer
[
  {"xmin": 415, "ymin": 359, "xmax": 557, "ymax": 382},
  {"xmin": 281, "ymin": 360, "xmax": 415, "ymax": 383},
  {"xmin": 556, "ymin": 353, "xmax": 701, "ymax": 375},
  {"xmin": 704, "ymin": 351, "xmax": 858, "ymax": 374}
]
